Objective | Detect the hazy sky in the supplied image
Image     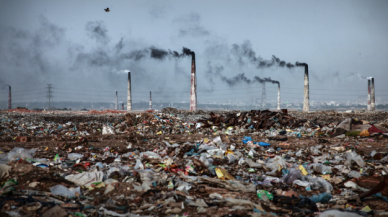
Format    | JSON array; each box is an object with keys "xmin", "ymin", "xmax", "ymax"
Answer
[{"xmin": 1, "ymin": 0, "xmax": 388, "ymax": 105}]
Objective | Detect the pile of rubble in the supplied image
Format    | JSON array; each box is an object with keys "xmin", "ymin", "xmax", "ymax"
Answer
[{"xmin": 0, "ymin": 109, "xmax": 388, "ymax": 216}]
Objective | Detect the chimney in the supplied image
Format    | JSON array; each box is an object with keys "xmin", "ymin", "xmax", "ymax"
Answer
[
  {"xmin": 122, "ymin": 103, "xmax": 124, "ymax": 110},
  {"xmin": 190, "ymin": 52, "xmax": 197, "ymax": 111},
  {"xmin": 115, "ymin": 91, "xmax": 118, "ymax": 110},
  {"xmin": 277, "ymin": 83, "xmax": 281, "ymax": 110},
  {"xmin": 371, "ymin": 77, "xmax": 375, "ymax": 111},
  {"xmin": 261, "ymin": 82, "xmax": 266, "ymax": 109},
  {"xmin": 8, "ymin": 86, "xmax": 11, "ymax": 110},
  {"xmin": 149, "ymin": 91, "xmax": 152, "ymax": 110},
  {"xmin": 296, "ymin": 62, "xmax": 309, "ymax": 112},
  {"xmin": 127, "ymin": 72, "xmax": 132, "ymax": 111},
  {"xmin": 367, "ymin": 79, "xmax": 371, "ymax": 111}
]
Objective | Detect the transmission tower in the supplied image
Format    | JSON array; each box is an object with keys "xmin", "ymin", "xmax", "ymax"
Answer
[{"xmin": 45, "ymin": 84, "xmax": 54, "ymax": 110}]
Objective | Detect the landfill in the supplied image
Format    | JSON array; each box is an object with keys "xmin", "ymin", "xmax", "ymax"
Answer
[{"xmin": 1, "ymin": 108, "xmax": 388, "ymax": 216}]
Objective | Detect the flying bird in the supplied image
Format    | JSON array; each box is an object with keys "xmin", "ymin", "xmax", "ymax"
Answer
[{"xmin": 104, "ymin": 8, "xmax": 110, "ymax": 12}]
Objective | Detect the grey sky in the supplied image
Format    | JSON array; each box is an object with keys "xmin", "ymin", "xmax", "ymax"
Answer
[{"xmin": 1, "ymin": 0, "xmax": 387, "ymax": 105}]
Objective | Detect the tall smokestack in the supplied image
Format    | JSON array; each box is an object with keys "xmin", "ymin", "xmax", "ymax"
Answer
[
  {"xmin": 8, "ymin": 86, "xmax": 11, "ymax": 110},
  {"xmin": 127, "ymin": 71, "xmax": 132, "ymax": 111},
  {"xmin": 371, "ymin": 77, "xmax": 375, "ymax": 111},
  {"xmin": 115, "ymin": 91, "xmax": 118, "ymax": 110},
  {"xmin": 261, "ymin": 83, "xmax": 266, "ymax": 109},
  {"xmin": 277, "ymin": 83, "xmax": 281, "ymax": 110},
  {"xmin": 367, "ymin": 79, "xmax": 371, "ymax": 111},
  {"xmin": 190, "ymin": 52, "xmax": 197, "ymax": 111},
  {"xmin": 296, "ymin": 62, "xmax": 309, "ymax": 112},
  {"xmin": 149, "ymin": 91, "xmax": 152, "ymax": 110},
  {"xmin": 122, "ymin": 103, "xmax": 124, "ymax": 110}
]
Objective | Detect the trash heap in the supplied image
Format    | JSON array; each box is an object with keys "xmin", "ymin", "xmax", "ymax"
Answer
[{"xmin": 0, "ymin": 109, "xmax": 388, "ymax": 216}]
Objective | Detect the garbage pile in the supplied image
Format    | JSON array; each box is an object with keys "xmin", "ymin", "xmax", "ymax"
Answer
[
  {"xmin": 197, "ymin": 110, "xmax": 307, "ymax": 130},
  {"xmin": 0, "ymin": 109, "xmax": 388, "ymax": 216}
]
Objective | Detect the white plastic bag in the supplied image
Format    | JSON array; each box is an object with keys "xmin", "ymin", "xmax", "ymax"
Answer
[
  {"xmin": 135, "ymin": 159, "xmax": 144, "ymax": 170},
  {"xmin": 50, "ymin": 184, "xmax": 81, "ymax": 197},
  {"xmin": 344, "ymin": 152, "xmax": 365, "ymax": 168},
  {"xmin": 102, "ymin": 125, "xmax": 115, "ymax": 135},
  {"xmin": 264, "ymin": 156, "xmax": 287, "ymax": 175},
  {"xmin": 4, "ymin": 147, "xmax": 37, "ymax": 162},
  {"xmin": 67, "ymin": 153, "xmax": 83, "ymax": 160}
]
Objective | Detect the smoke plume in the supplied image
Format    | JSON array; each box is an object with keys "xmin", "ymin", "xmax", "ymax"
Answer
[
  {"xmin": 231, "ymin": 41, "xmax": 295, "ymax": 69},
  {"xmin": 349, "ymin": 72, "xmax": 367, "ymax": 81},
  {"xmin": 220, "ymin": 73, "xmax": 279, "ymax": 87}
]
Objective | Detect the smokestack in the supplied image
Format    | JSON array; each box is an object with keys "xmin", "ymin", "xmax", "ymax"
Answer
[
  {"xmin": 277, "ymin": 83, "xmax": 281, "ymax": 110},
  {"xmin": 8, "ymin": 86, "xmax": 11, "ymax": 110},
  {"xmin": 122, "ymin": 103, "xmax": 124, "ymax": 110},
  {"xmin": 115, "ymin": 91, "xmax": 118, "ymax": 110},
  {"xmin": 149, "ymin": 91, "xmax": 152, "ymax": 110},
  {"xmin": 371, "ymin": 77, "xmax": 375, "ymax": 111},
  {"xmin": 190, "ymin": 52, "xmax": 197, "ymax": 111},
  {"xmin": 261, "ymin": 83, "xmax": 266, "ymax": 109},
  {"xmin": 367, "ymin": 79, "xmax": 371, "ymax": 111},
  {"xmin": 127, "ymin": 72, "xmax": 132, "ymax": 111},
  {"xmin": 296, "ymin": 62, "xmax": 309, "ymax": 112}
]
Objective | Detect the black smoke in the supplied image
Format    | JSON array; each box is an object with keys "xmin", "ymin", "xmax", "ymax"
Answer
[
  {"xmin": 86, "ymin": 21, "xmax": 109, "ymax": 44},
  {"xmin": 231, "ymin": 41, "xmax": 295, "ymax": 69},
  {"xmin": 221, "ymin": 73, "xmax": 252, "ymax": 86},
  {"xmin": 253, "ymin": 76, "xmax": 279, "ymax": 84},
  {"xmin": 219, "ymin": 73, "xmax": 279, "ymax": 87},
  {"xmin": 149, "ymin": 47, "xmax": 193, "ymax": 60}
]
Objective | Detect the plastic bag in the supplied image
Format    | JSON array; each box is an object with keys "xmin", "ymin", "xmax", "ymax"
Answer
[
  {"xmin": 300, "ymin": 192, "xmax": 332, "ymax": 204},
  {"xmin": 67, "ymin": 153, "xmax": 83, "ymax": 160},
  {"xmin": 344, "ymin": 152, "xmax": 365, "ymax": 168},
  {"xmin": 310, "ymin": 146, "xmax": 321, "ymax": 155},
  {"xmin": 248, "ymin": 150, "xmax": 254, "ymax": 158},
  {"xmin": 313, "ymin": 153, "xmax": 330, "ymax": 163},
  {"xmin": 319, "ymin": 210, "xmax": 364, "ymax": 217},
  {"xmin": 102, "ymin": 125, "xmax": 115, "ymax": 135},
  {"xmin": 3, "ymin": 147, "xmax": 37, "ymax": 162},
  {"xmin": 264, "ymin": 156, "xmax": 287, "ymax": 175},
  {"xmin": 348, "ymin": 170, "xmax": 361, "ymax": 179},
  {"xmin": 257, "ymin": 142, "xmax": 270, "ymax": 146},
  {"xmin": 245, "ymin": 158, "xmax": 263, "ymax": 168},
  {"xmin": 50, "ymin": 184, "xmax": 81, "ymax": 197},
  {"xmin": 65, "ymin": 169, "xmax": 104, "ymax": 187},
  {"xmin": 0, "ymin": 164, "xmax": 11, "ymax": 179},
  {"xmin": 307, "ymin": 163, "xmax": 332, "ymax": 174},
  {"xmin": 199, "ymin": 154, "xmax": 210, "ymax": 167},
  {"xmin": 135, "ymin": 159, "xmax": 144, "ymax": 170},
  {"xmin": 282, "ymin": 167, "xmax": 301, "ymax": 184},
  {"xmin": 307, "ymin": 176, "xmax": 333, "ymax": 192},
  {"xmin": 227, "ymin": 154, "xmax": 238, "ymax": 164},
  {"xmin": 140, "ymin": 151, "xmax": 161, "ymax": 159},
  {"xmin": 242, "ymin": 136, "xmax": 252, "ymax": 144}
]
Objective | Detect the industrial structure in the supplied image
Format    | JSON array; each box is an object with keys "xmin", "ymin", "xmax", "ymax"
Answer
[
  {"xmin": 261, "ymin": 83, "xmax": 266, "ymax": 109},
  {"xmin": 115, "ymin": 91, "xmax": 118, "ymax": 110},
  {"xmin": 296, "ymin": 62, "xmax": 309, "ymax": 112},
  {"xmin": 127, "ymin": 71, "xmax": 132, "ymax": 111},
  {"xmin": 8, "ymin": 85, "xmax": 11, "ymax": 110},
  {"xmin": 149, "ymin": 91, "xmax": 152, "ymax": 110},
  {"xmin": 368, "ymin": 77, "xmax": 376, "ymax": 111},
  {"xmin": 277, "ymin": 82, "xmax": 281, "ymax": 110},
  {"xmin": 190, "ymin": 52, "xmax": 197, "ymax": 111}
]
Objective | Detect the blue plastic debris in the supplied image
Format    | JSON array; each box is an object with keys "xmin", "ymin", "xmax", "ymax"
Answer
[
  {"xmin": 258, "ymin": 142, "xmax": 270, "ymax": 146},
  {"xmin": 242, "ymin": 136, "xmax": 252, "ymax": 144},
  {"xmin": 300, "ymin": 192, "xmax": 332, "ymax": 203}
]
